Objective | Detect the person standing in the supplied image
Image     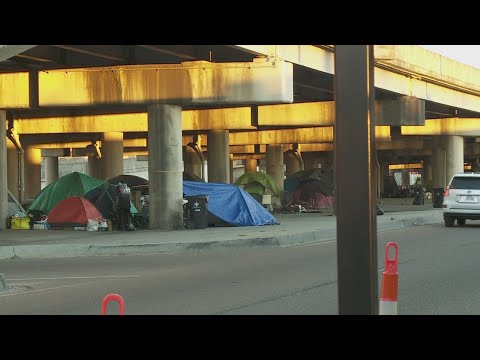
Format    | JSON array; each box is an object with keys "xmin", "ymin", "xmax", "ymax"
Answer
[{"xmin": 115, "ymin": 183, "xmax": 132, "ymax": 231}]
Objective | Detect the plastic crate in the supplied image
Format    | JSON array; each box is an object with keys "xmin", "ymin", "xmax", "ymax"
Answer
[{"xmin": 11, "ymin": 217, "xmax": 31, "ymax": 230}]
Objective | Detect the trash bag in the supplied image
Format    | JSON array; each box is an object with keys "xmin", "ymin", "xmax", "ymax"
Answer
[{"xmin": 86, "ymin": 219, "xmax": 99, "ymax": 231}]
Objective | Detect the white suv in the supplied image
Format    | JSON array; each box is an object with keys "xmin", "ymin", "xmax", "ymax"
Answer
[{"xmin": 443, "ymin": 172, "xmax": 480, "ymax": 227}]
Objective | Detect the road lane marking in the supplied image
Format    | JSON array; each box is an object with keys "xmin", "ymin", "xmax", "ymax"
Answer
[
  {"xmin": 0, "ymin": 281, "xmax": 98, "ymax": 297},
  {"xmin": 9, "ymin": 275, "xmax": 141, "ymax": 281},
  {"xmin": 291, "ymin": 239, "xmax": 335, "ymax": 247}
]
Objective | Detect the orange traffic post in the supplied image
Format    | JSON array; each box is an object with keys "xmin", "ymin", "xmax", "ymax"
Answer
[
  {"xmin": 380, "ymin": 242, "xmax": 399, "ymax": 315},
  {"xmin": 101, "ymin": 293, "xmax": 125, "ymax": 315}
]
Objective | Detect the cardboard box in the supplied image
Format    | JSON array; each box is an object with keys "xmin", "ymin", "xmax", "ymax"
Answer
[{"xmin": 11, "ymin": 217, "xmax": 31, "ymax": 230}]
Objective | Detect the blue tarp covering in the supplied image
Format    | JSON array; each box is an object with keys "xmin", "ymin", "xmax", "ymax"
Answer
[{"xmin": 183, "ymin": 181, "xmax": 278, "ymax": 226}]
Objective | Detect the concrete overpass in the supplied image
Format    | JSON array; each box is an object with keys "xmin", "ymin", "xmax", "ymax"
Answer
[{"xmin": 3, "ymin": 45, "xmax": 480, "ymax": 230}]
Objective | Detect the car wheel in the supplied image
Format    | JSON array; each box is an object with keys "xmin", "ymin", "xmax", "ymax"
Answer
[
  {"xmin": 444, "ymin": 216, "xmax": 455, "ymax": 227},
  {"xmin": 457, "ymin": 218, "xmax": 466, "ymax": 226}
]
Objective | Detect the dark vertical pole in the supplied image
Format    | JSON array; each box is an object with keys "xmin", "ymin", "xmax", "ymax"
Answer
[
  {"xmin": 29, "ymin": 70, "xmax": 39, "ymax": 108},
  {"xmin": 335, "ymin": 45, "xmax": 378, "ymax": 315}
]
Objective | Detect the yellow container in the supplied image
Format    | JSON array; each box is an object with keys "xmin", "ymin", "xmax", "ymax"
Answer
[{"xmin": 11, "ymin": 217, "xmax": 31, "ymax": 230}]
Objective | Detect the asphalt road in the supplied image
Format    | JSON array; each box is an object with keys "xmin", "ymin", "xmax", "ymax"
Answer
[{"xmin": 1, "ymin": 221, "xmax": 480, "ymax": 315}]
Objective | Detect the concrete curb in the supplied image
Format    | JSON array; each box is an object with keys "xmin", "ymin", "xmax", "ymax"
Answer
[{"xmin": 0, "ymin": 212, "xmax": 443, "ymax": 260}]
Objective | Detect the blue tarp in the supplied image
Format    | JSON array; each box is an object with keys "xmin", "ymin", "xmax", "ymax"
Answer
[{"xmin": 183, "ymin": 181, "xmax": 278, "ymax": 226}]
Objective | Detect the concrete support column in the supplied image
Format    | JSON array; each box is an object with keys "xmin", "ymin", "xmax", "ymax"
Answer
[
  {"xmin": 432, "ymin": 136, "xmax": 447, "ymax": 188},
  {"xmin": 24, "ymin": 146, "xmax": 42, "ymax": 201},
  {"xmin": 184, "ymin": 147, "xmax": 202, "ymax": 179},
  {"xmin": 401, "ymin": 170, "xmax": 410, "ymax": 186},
  {"xmin": 244, "ymin": 158, "xmax": 258, "ymax": 173},
  {"xmin": 285, "ymin": 151, "xmax": 302, "ymax": 176},
  {"xmin": 87, "ymin": 156, "xmax": 102, "ymax": 179},
  {"xmin": 7, "ymin": 138, "xmax": 22, "ymax": 200},
  {"xmin": 148, "ymin": 104, "xmax": 183, "ymax": 230},
  {"xmin": 266, "ymin": 144, "xmax": 284, "ymax": 193},
  {"xmin": 422, "ymin": 157, "xmax": 432, "ymax": 189},
  {"xmin": 207, "ymin": 130, "xmax": 230, "ymax": 183},
  {"xmin": 101, "ymin": 132, "xmax": 124, "ymax": 179},
  {"xmin": 44, "ymin": 157, "xmax": 59, "ymax": 186},
  {"xmin": 446, "ymin": 135, "xmax": 464, "ymax": 185},
  {"xmin": 379, "ymin": 162, "xmax": 390, "ymax": 196},
  {"xmin": 0, "ymin": 111, "xmax": 7, "ymax": 229}
]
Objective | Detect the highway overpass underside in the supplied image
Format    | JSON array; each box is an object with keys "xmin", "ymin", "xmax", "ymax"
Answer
[{"xmin": 3, "ymin": 45, "xmax": 480, "ymax": 230}]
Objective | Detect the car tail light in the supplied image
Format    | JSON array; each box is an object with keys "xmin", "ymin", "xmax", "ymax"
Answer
[{"xmin": 444, "ymin": 188, "xmax": 449, "ymax": 197}]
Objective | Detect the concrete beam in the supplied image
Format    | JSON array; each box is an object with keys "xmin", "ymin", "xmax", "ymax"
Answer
[
  {"xmin": 402, "ymin": 118, "xmax": 480, "ymax": 136},
  {"xmin": 380, "ymin": 148, "xmax": 433, "ymax": 157},
  {"xmin": 228, "ymin": 126, "xmax": 390, "ymax": 145},
  {"xmin": 0, "ymin": 72, "xmax": 30, "ymax": 108},
  {"xmin": 20, "ymin": 135, "xmax": 146, "ymax": 149},
  {"xmin": 13, "ymin": 100, "xmax": 418, "ymax": 133},
  {"xmin": 229, "ymin": 145, "xmax": 267, "ymax": 153},
  {"xmin": 15, "ymin": 108, "xmax": 256, "ymax": 134},
  {"xmin": 231, "ymin": 154, "xmax": 265, "ymax": 160},
  {"xmin": 234, "ymin": 45, "xmax": 480, "ymax": 113},
  {"xmin": 258, "ymin": 98, "xmax": 424, "ymax": 126},
  {"xmin": 41, "ymin": 148, "xmax": 71, "ymax": 157},
  {"xmin": 297, "ymin": 144, "xmax": 333, "ymax": 152},
  {"xmin": 389, "ymin": 163, "xmax": 423, "ymax": 169},
  {"xmin": 376, "ymin": 139, "xmax": 424, "ymax": 150},
  {"xmin": 0, "ymin": 45, "xmax": 36, "ymax": 61},
  {"xmin": 258, "ymin": 101, "xmax": 335, "ymax": 126},
  {"xmin": 36, "ymin": 59, "xmax": 293, "ymax": 106},
  {"xmin": 127, "ymin": 145, "xmax": 334, "ymax": 158},
  {"xmin": 20, "ymin": 126, "xmax": 389, "ymax": 150},
  {"xmin": 375, "ymin": 97, "xmax": 425, "ymax": 126}
]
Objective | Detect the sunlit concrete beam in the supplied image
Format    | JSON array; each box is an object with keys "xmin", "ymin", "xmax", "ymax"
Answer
[
  {"xmin": 389, "ymin": 163, "xmax": 423, "ymax": 170},
  {"xmin": 228, "ymin": 126, "xmax": 390, "ymax": 145},
  {"xmin": 13, "ymin": 98, "xmax": 418, "ymax": 134},
  {"xmin": 0, "ymin": 72, "xmax": 30, "ymax": 108},
  {"xmin": 296, "ymin": 143, "xmax": 333, "ymax": 152},
  {"xmin": 21, "ymin": 125, "xmax": 389, "ymax": 149},
  {"xmin": 14, "ymin": 108, "xmax": 255, "ymax": 134},
  {"xmin": 259, "ymin": 98, "xmax": 424, "ymax": 126},
  {"xmin": 234, "ymin": 45, "xmax": 480, "ymax": 113},
  {"xmin": 402, "ymin": 118, "xmax": 480, "ymax": 136},
  {"xmin": 36, "ymin": 59, "xmax": 292, "ymax": 106},
  {"xmin": 232, "ymin": 154, "xmax": 265, "ymax": 160}
]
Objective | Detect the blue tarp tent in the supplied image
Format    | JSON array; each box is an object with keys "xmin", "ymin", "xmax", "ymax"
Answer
[{"xmin": 183, "ymin": 181, "xmax": 278, "ymax": 226}]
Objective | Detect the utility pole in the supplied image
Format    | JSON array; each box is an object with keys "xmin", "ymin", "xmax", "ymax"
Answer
[{"xmin": 334, "ymin": 45, "xmax": 378, "ymax": 315}]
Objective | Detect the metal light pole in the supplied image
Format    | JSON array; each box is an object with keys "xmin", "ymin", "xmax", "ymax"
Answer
[{"xmin": 334, "ymin": 45, "xmax": 378, "ymax": 315}]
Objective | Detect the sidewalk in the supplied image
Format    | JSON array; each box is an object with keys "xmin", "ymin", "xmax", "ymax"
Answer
[{"xmin": 0, "ymin": 198, "xmax": 444, "ymax": 260}]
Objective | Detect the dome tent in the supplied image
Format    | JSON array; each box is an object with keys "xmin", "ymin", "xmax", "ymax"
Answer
[
  {"xmin": 28, "ymin": 172, "xmax": 107, "ymax": 214},
  {"xmin": 47, "ymin": 196, "xmax": 104, "ymax": 228}
]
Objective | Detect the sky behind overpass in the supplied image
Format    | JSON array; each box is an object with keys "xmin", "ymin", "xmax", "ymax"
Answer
[{"xmin": 420, "ymin": 45, "xmax": 480, "ymax": 69}]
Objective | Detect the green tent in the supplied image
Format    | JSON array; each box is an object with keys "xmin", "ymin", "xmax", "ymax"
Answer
[
  {"xmin": 28, "ymin": 172, "xmax": 107, "ymax": 214},
  {"xmin": 235, "ymin": 171, "xmax": 280, "ymax": 197}
]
